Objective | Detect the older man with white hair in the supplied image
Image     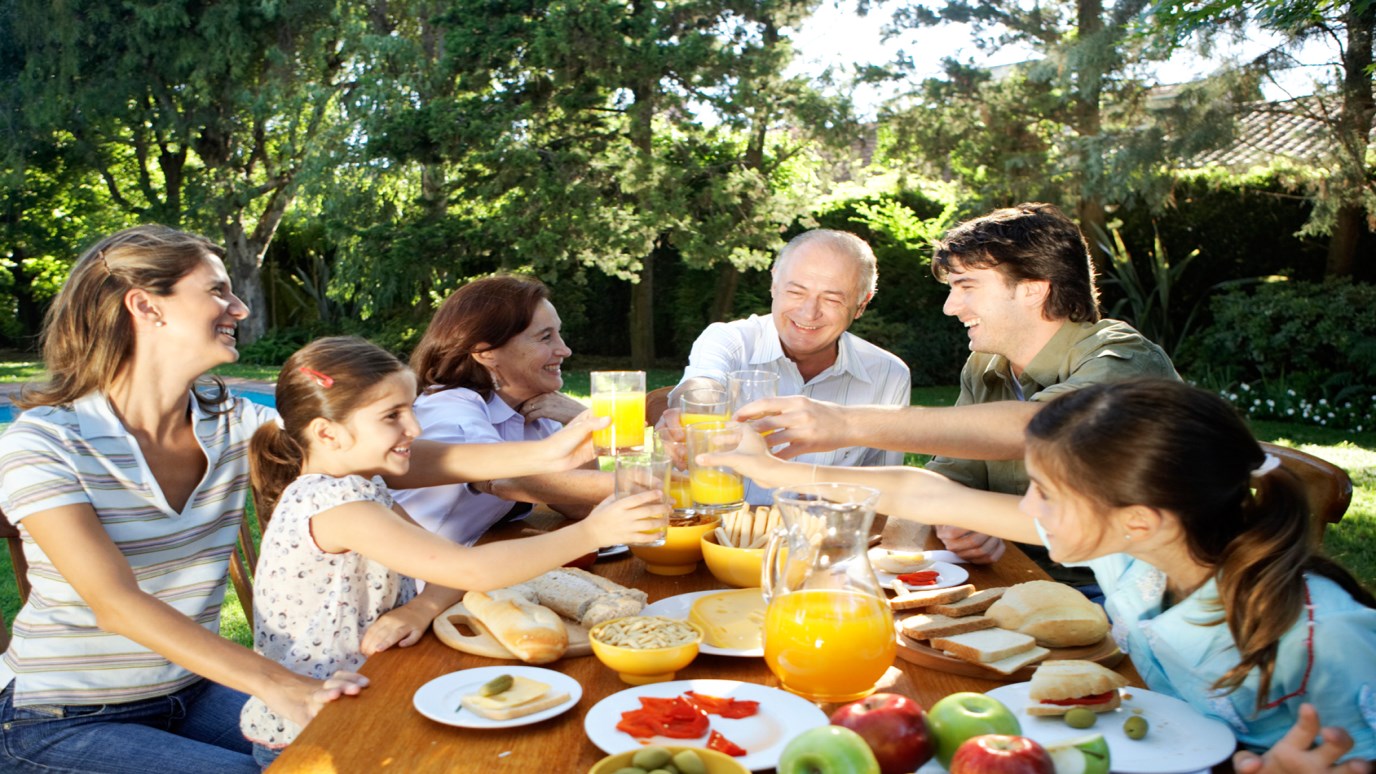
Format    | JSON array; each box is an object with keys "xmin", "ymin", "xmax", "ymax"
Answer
[{"xmin": 666, "ymin": 229, "xmax": 911, "ymax": 504}]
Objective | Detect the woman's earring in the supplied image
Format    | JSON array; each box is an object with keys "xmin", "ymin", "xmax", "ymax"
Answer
[{"xmin": 154, "ymin": 320, "xmax": 166, "ymax": 328}]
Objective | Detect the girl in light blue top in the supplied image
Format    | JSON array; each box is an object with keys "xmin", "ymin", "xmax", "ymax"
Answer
[{"xmin": 704, "ymin": 379, "xmax": 1376, "ymax": 763}]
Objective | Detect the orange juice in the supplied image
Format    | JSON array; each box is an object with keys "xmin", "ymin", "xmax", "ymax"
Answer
[
  {"xmin": 668, "ymin": 473, "xmax": 693, "ymax": 510},
  {"xmin": 592, "ymin": 391, "xmax": 646, "ymax": 453},
  {"xmin": 680, "ymin": 412, "xmax": 726, "ymax": 427},
  {"xmin": 690, "ymin": 468, "xmax": 744, "ymax": 506},
  {"xmin": 763, "ymin": 589, "xmax": 896, "ymax": 702}
]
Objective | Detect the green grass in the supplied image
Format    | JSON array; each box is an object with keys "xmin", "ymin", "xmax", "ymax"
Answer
[{"xmin": 1, "ymin": 369, "xmax": 1372, "ymax": 651}]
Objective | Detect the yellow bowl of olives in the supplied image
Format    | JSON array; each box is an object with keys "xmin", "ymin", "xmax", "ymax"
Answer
[{"xmin": 589, "ymin": 745, "xmax": 749, "ymax": 774}]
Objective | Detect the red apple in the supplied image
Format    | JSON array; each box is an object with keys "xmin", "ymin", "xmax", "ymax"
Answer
[
  {"xmin": 829, "ymin": 693, "xmax": 933, "ymax": 774},
  {"xmin": 950, "ymin": 734, "xmax": 1054, "ymax": 774}
]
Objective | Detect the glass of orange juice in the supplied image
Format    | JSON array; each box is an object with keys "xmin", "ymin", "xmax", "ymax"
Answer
[
  {"xmin": 679, "ymin": 387, "xmax": 729, "ymax": 428},
  {"xmin": 614, "ymin": 452, "xmax": 670, "ymax": 546},
  {"xmin": 727, "ymin": 370, "xmax": 778, "ymax": 412},
  {"xmin": 685, "ymin": 421, "xmax": 745, "ymax": 514},
  {"xmin": 590, "ymin": 371, "xmax": 646, "ymax": 456}
]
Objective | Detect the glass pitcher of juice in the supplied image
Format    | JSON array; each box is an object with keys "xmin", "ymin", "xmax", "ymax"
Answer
[{"xmin": 762, "ymin": 484, "xmax": 895, "ymax": 703}]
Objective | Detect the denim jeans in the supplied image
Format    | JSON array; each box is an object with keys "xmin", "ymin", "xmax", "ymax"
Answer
[{"xmin": 0, "ymin": 678, "xmax": 258, "ymax": 773}]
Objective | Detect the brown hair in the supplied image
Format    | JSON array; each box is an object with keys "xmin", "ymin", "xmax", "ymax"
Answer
[
  {"xmin": 931, "ymin": 203, "xmax": 1101, "ymax": 323},
  {"xmin": 409, "ymin": 274, "xmax": 551, "ymax": 397},
  {"xmin": 18, "ymin": 225, "xmax": 232, "ymax": 411},
  {"xmin": 249, "ymin": 336, "xmax": 413, "ymax": 521},
  {"xmin": 1026, "ymin": 379, "xmax": 1374, "ymax": 709}
]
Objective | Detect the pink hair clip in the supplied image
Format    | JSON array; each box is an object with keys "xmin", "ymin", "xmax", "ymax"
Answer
[{"xmin": 299, "ymin": 366, "xmax": 334, "ymax": 388}]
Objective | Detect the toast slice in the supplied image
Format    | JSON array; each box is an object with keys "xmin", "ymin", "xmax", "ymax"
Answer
[
  {"xmin": 899, "ymin": 613, "xmax": 996, "ymax": 640},
  {"xmin": 889, "ymin": 584, "xmax": 975, "ymax": 611},
  {"xmin": 929, "ymin": 587, "xmax": 1008, "ymax": 617},
  {"xmin": 929, "ymin": 627, "xmax": 1037, "ymax": 663}
]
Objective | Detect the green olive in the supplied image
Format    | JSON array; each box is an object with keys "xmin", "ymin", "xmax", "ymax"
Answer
[
  {"xmin": 611, "ymin": 768, "xmax": 646, "ymax": 774},
  {"xmin": 1064, "ymin": 707, "xmax": 1098, "ymax": 729},
  {"xmin": 1124, "ymin": 715, "xmax": 1150, "ymax": 740},
  {"xmin": 478, "ymin": 674, "xmax": 513, "ymax": 697},
  {"xmin": 647, "ymin": 769, "xmax": 675, "ymax": 774},
  {"xmin": 673, "ymin": 749, "xmax": 707, "ymax": 774},
  {"xmin": 632, "ymin": 747, "xmax": 673, "ymax": 771}
]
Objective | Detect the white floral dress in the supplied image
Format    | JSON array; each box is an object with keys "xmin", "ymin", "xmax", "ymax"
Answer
[{"xmin": 240, "ymin": 474, "xmax": 416, "ymax": 749}]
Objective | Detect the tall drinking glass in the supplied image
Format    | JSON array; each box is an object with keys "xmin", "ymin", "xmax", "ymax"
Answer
[
  {"xmin": 678, "ymin": 387, "xmax": 730, "ymax": 428},
  {"xmin": 654, "ymin": 428, "xmax": 693, "ymax": 514},
  {"xmin": 686, "ymin": 421, "xmax": 745, "ymax": 514},
  {"xmin": 614, "ymin": 452, "xmax": 670, "ymax": 546},
  {"xmin": 727, "ymin": 370, "xmax": 779, "ymax": 414},
  {"xmin": 591, "ymin": 371, "xmax": 646, "ymax": 456}
]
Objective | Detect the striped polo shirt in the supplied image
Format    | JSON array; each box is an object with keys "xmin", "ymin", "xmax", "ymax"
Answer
[{"xmin": 0, "ymin": 390, "xmax": 274, "ymax": 707}]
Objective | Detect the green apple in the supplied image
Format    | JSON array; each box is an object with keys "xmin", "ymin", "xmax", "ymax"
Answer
[
  {"xmin": 777, "ymin": 725, "xmax": 882, "ymax": 774},
  {"xmin": 927, "ymin": 692, "xmax": 1022, "ymax": 768},
  {"xmin": 1044, "ymin": 734, "xmax": 1111, "ymax": 774}
]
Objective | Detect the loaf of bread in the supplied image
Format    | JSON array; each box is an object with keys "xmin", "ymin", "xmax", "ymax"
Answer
[
  {"xmin": 511, "ymin": 567, "xmax": 648, "ymax": 628},
  {"xmin": 985, "ymin": 580, "xmax": 1108, "ymax": 648},
  {"xmin": 462, "ymin": 589, "xmax": 568, "ymax": 664}
]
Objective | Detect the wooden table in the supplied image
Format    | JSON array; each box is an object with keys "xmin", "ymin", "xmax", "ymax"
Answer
[{"xmin": 271, "ymin": 518, "xmax": 1142, "ymax": 773}]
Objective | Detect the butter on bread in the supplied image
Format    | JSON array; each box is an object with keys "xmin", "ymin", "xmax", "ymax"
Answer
[
  {"xmin": 872, "ymin": 549, "xmax": 935, "ymax": 575},
  {"xmin": 460, "ymin": 675, "xmax": 569, "ymax": 721},
  {"xmin": 689, "ymin": 589, "xmax": 766, "ymax": 650},
  {"xmin": 986, "ymin": 580, "xmax": 1108, "ymax": 648},
  {"xmin": 1026, "ymin": 660, "xmax": 1128, "ymax": 715}
]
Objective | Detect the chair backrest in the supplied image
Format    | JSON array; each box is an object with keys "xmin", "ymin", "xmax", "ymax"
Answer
[
  {"xmin": 0, "ymin": 509, "xmax": 27, "ymax": 652},
  {"xmin": 1259, "ymin": 442, "xmax": 1352, "ymax": 533},
  {"xmin": 646, "ymin": 385, "xmax": 674, "ymax": 429}
]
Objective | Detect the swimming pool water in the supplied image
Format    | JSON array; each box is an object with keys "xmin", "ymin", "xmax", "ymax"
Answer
[{"xmin": 0, "ymin": 389, "xmax": 275, "ymax": 425}]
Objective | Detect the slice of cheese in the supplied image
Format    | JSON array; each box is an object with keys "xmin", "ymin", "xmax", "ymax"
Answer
[
  {"xmin": 461, "ymin": 675, "xmax": 550, "ymax": 712},
  {"xmin": 689, "ymin": 589, "xmax": 767, "ymax": 650}
]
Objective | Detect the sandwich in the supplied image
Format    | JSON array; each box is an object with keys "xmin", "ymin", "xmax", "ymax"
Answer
[
  {"xmin": 928, "ymin": 627, "xmax": 1051, "ymax": 675},
  {"xmin": 986, "ymin": 580, "xmax": 1109, "ymax": 648},
  {"xmin": 459, "ymin": 674, "xmax": 570, "ymax": 721},
  {"xmin": 1026, "ymin": 660, "xmax": 1128, "ymax": 716}
]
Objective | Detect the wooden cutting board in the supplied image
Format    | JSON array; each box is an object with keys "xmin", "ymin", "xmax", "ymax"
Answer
[
  {"xmin": 894, "ymin": 630, "xmax": 1124, "ymax": 682},
  {"xmin": 431, "ymin": 601, "xmax": 591, "ymax": 660}
]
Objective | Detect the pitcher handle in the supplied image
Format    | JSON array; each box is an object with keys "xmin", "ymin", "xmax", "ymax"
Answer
[{"xmin": 761, "ymin": 527, "xmax": 785, "ymax": 604}]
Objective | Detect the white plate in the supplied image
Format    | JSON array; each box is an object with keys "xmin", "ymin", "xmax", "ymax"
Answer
[
  {"xmin": 982, "ymin": 682, "xmax": 1236, "ymax": 774},
  {"xmin": 866, "ymin": 549, "xmax": 969, "ymax": 592},
  {"xmin": 642, "ymin": 590, "xmax": 765, "ymax": 657},
  {"xmin": 584, "ymin": 678, "xmax": 828, "ymax": 771},
  {"xmin": 412, "ymin": 666, "xmax": 581, "ymax": 729},
  {"xmin": 598, "ymin": 544, "xmax": 629, "ymax": 558}
]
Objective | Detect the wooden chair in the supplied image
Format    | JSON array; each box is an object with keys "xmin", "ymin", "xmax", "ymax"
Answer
[
  {"xmin": 0, "ymin": 507, "xmax": 260, "ymax": 651},
  {"xmin": 1260, "ymin": 442, "xmax": 1353, "ymax": 536},
  {"xmin": 646, "ymin": 385, "xmax": 674, "ymax": 428}
]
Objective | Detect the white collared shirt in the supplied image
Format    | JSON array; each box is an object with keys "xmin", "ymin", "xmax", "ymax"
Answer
[
  {"xmin": 679, "ymin": 314, "xmax": 911, "ymax": 504},
  {"xmin": 392, "ymin": 387, "xmax": 561, "ymax": 546},
  {"xmin": 0, "ymin": 390, "xmax": 274, "ymax": 706}
]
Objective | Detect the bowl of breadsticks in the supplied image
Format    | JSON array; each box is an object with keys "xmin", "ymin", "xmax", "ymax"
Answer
[
  {"xmin": 700, "ymin": 504, "xmax": 778, "ymax": 588},
  {"xmin": 630, "ymin": 512, "xmax": 722, "ymax": 575}
]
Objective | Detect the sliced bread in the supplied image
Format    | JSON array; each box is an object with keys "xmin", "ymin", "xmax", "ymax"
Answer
[
  {"xmin": 889, "ymin": 584, "xmax": 975, "ymax": 611},
  {"xmin": 929, "ymin": 627, "xmax": 1037, "ymax": 663},
  {"xmin": 899, "ymin": 613, "xmax": 996, "ymax": 640},
  {"xmin": 962, "ymin": 645, "xmax": 1052, "ymax": 676},
  {"xmin": 929, "ymin": 587, "xmax": 1008, "ymax": 617}
]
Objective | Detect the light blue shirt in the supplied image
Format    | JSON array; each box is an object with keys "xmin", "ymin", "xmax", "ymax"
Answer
[{"xmin": 1083, "ymin": 552, "xmax": 1376, "ymax": 757}]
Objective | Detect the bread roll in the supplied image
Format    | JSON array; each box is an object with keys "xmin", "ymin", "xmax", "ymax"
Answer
[
  {"xmin": 512, "ymin": 567, "xmax": 647, "ymax": 628},
  {"xmin": 986, "ymin": 580, "xmax": 1108, "ymax": 648},
  {"xmin": 462, "ymin": 590, "xmax": 568, "ymax": 664}
]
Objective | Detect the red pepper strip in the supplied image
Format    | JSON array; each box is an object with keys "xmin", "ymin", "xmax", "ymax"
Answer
[
  {"xmin": 897, "ymin": 571, "xmax": 941, "ymax": 586},
  {"xmin": 683, "ymin": 691, "xmax": 760, "ymax": 719},
  {"xmin": 707, "ymin": 729, "xmax": 748, "ymax": 757},
  {"xmin": 615, "ymin": 696, "xmax": 710, "ymax": 739},
  {"xmin": 1042, "ymin": 690, "xmax": 1117, "ymax": 706}
]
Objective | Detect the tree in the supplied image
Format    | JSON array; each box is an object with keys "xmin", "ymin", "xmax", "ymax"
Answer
[
  {"xmin": 1148, "ymin": 0, "xmax": 1375, "ymax": 277},
  {"xmin": 2, "ymin": 0, "xmax": 354, "ymax": 342}
]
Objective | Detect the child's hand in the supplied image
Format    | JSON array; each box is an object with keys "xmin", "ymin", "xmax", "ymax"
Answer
[
  {"xmin": 694, "ymin": 425, "xmax": 780, "ymax": 487},
  {"xmin": 362, "ymin": 604, "xmax": 433, "ymax": 655},
  {"xmin": 1233, "ymin": 704, "xmax": 1370, "ymax": 774},
  {"xmin": 541, "ymin": 410, "xmax": 610, "ymax": 469},
  {"xmin": 270, "ymin": 671, "xmax": 370, "ymax": 728},
  {"xmin": 583, "ymin": 489, "xmax": 670, "ymax": 547}
]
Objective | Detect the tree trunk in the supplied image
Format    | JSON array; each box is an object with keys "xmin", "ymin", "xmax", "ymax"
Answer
[
  {"xmin": 627, "ymin": 7, "xmax": 656, "ymax": 369},
  {"xmin": 1327, "ymin": 204, "xmax": 1363, "ymax": 276},
  {"xmin": 222, "ymin": 224, "xmax": 269, "ymax": 344},
  {"xmin": 1075, "ymin": 0, "xmax": 1109, "ymax": 271},
  {"xmin": 629, "ymin": 256, "xmax": 655, "ymax": 369},
  {"xmin": 709, "ymin": 265, "xmax": 739, "ymax": 323},
  {"xmin": 1328, "ymin": 0, "xmax": 1376, "ymax": 277}
]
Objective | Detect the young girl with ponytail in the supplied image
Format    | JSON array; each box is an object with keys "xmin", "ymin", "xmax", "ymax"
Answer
[
  {"xmin": 242, "ymin": 337, "xmax": 668, "ymax": 766},
  {"xmin": 703, "ymin": 379, "xmax": 1376, "ymax": 760}
]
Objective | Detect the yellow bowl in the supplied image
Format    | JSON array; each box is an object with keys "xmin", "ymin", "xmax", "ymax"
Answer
[
  {"xmin": 699, "ymin": 531, "xmax": 766, "ymax": 588},
  {"xmin": 588, "ymin": 616, "xmax": 703, "ymax": 685},
  {"xmin": 589, "ymin": 746, "xmax": 750, "ymax": 774},
  {"xmin": 630, "ymin": 514, "xmax": 721, "ymax": 575}
]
